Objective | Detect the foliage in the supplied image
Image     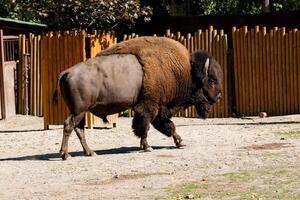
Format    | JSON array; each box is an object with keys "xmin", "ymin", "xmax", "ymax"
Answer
[
  {"xmin": 0, "ymin": 0, "xmax": 17, "ymax": 18},
  {"xmin": 1, "ymin": 0, "xmax": 299, "ymax": 29},
  {"xmin": 271, "ymin": 0, "xmax": 300, "ymax": 11},
  {"xmin": 190, "ymin": 0, "xmax": 263, "ymax": 15},
  {"xmin": 143, "ymin": 0, "xmax": 300, "ymax": 16},
  {"xmin": 1, "ymin": 0, "xmax": 152, "ymax": 30}
]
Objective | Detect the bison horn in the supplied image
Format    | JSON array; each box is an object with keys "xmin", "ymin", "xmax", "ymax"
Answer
[{"xmin": 204, "ymin": 58, "xmax": 209, "ymax": 76}]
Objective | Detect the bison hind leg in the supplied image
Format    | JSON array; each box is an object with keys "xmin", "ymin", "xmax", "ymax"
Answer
[
  {"xmin": 60, "ymin": 114, "xmax": 75, "ymax": 160},
  {"xmin": 74, "ymin": 114, "xmax": 96, "ymax": 157},
  {"xmin": 151, "ymin": 117, "xmax": 185, "ymax": 148},
  {"xmin": 60, "ymin": 112, "xmax": 93, "ymax": 160}
]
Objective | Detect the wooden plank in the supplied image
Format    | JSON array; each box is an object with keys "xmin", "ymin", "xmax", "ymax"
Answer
[
  {"xmin": 253, "ymin": 26, "xmax": 260, "ymax": 115},
  {"xmin": 57, "ymin": 32, "xmax": 63, "ymax": 122},
  {"xmin": 29, "ymin": 34, "xmax": 34, "ymax": 115},
  {"xmin": 272, "ymin": 28, "xmax": 279, "ymax": 115},
  {"xmin": 197, "ymin": 30, "xmax": 201, "ymax": 51},
  {"xmin": 222, "ymin": 33, "xmax": 228, "ymax": 117},
  {"xmin": 187, "ymin": 33, "xmax": 191, "ymax": 53},
  {"xmin": 280, "ymin": 28, "xmax": 286, "ymax": 115},
  {"xmin": 269, "ymin": 30, "xmax": 275, "ymax": 115},
  {"xmin": 48, "ymin": 32, "xmax": 54, "ymax": 125},
  {"xmin": 231, "ymin": 27, "xmax": 239, "ymax": 116},
  {"xmin": 62, "ymin": 32, "xmax": 69, "ymax": 122},
  {"xmin": 42, "ymin": 33, "xmax": 49, "ymax": 129},
  {"xmin": 18, "ymin": 35, "xmax": 23, "ymax": 114},
  {"xmin": 208, "ymin": 26, "xmax": 213, "ymax": 52},
  {"xmin": 257, "ymin": 26, "xmax": 263, "ymax": 115},
  {"xmin": 51, "ymin": 32, "xmax": 57, "ymax": 125},
  {"xmin": 285, "ymin": 30, "xmax": 291, "ymax": 114},
  {"xmin": 37, "ymin": 35, "xmax": 42, "ymax": 116},
  {"xmin": 215, "ymin": 33, "xmax": 220, "ymax": 117},
  {"xmin": 261, "ymin": 27, "xmax": 266, "ymax": 114},
  {"xmin": 33, "ymin": 34, "xmax": 37, "ymax": 116},
  {"xmin": 245, "ymin": 27, "xmax": 253, "ymax": 115},
  {"xmin": 34, "ymin": 35, "xmax": 38, "ymax": 116},
  {"xmin": 236, "ymin": 29, "xmax": 245, "ymax": 115},
  {"xmin": 0, "ymin": 30, "xmax": 6, "ymax": 119},
  {"xmin": 296, "ymin": 30, "xmax": 300, "ymax": 113},
  {"xmin": 292, "ymin": 29, "xmax": 298, "ymax": 113},
  {"xmin": 56, "ymin": 31, "xmax": 62, "ymax": 124},
  {"xmin": 292, "ymin": 29, "xmax": 297, "ymax": 113},
  {"xmin": 240, "ymin": 26, "xmax": 246, "ymax": 115},
  {"xmin": 289, "ymin": 30, "xmax": 295, "ymax": 114},
  {"xmin": 249, "ymin": 28, "xmax": 256, "ymax": 116},
  {"xmin": 214, "ymin": 33, "xmax": 219, "ymax": 117},
  {"xmin": 265, "ymin": 30, "xmax": 272, "ymax": 115}
]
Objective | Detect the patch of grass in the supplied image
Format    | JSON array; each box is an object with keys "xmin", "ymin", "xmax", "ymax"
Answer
[
  {"xmin": 158, "ymin": 165, "xmax": 300, "ymax": 200},
  {"xmin": 157, "ymin": 182, "xmax": 201, "ymax": 200},
  {"xmin": 221, "ymin": 171, "xmax": 250, "ymax": 182},
  {"xmin": 276, "ymin": 130, "xmax": 300, "ymax": 138}
]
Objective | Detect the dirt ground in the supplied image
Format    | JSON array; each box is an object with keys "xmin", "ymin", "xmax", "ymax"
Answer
[{"xmin": 0, "ymin": 114, "xmax": 299, "ymax": 200}]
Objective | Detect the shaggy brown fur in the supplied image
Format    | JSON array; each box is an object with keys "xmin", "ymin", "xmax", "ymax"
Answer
[{"xmin": 97, "ymin": 37, "xmax": 192, "ymax": 116}]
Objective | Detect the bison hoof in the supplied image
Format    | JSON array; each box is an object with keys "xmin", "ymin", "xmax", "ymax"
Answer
[
  {"xmin": 60, "ymin": 152, "xmax": 71, "ymax": 160},
  {"xmin": 176, "ymin": 143, "xmax": 186, "ymax": 149},
  {"xmin": 84, "ymin": 150, "xmax": 96, "ymax": 157},
  {"xmin": 144, "ymin": 147, "xmax": 153, "ymax": 152}
]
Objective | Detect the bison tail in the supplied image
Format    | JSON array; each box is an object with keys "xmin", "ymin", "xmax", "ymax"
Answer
[{"xmin": 52, "ymin": 75, "xmax": 61, "ymax": 104}]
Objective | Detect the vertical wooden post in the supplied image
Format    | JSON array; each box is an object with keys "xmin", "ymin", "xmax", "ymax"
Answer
[{"xmin": 0, "ymin": 30, "xmax": 6, "ymax": 119}]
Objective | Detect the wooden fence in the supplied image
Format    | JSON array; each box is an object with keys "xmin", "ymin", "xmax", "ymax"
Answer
[
  {"xmin": 41, "ymin": 30, "xmax": 116, "ymax": 129},
  {"xmin": 0, "ymin": 30, "xmax": 5, "ymax": 119},
  {"xmin": 124, "ymin": 26, "xmax": 229, "ymax": 118},
  {"xmin": 232, "ymin": 26, "xmax": 300, "ymax": 116},
  {"xmin": 2, "ymin": 25, "xmax": 300, "ymax": 123}
]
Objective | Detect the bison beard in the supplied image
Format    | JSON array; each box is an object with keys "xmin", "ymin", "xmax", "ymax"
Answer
[{"xmin": 56, "ymin": 36, "xmax": 222, "ymax": 160}]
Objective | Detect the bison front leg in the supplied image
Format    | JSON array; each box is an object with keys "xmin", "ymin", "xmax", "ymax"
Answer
[
  {"xmin": 74, "ymin": 115, "xmax": 96, "ymax": 157},
  {"xmin": 132, "ymin": 104, "xmax": 158, "ymax": 152},
  {"xmin": 152, "ymin": 117, "xmax": 185, "ymax": 148}
]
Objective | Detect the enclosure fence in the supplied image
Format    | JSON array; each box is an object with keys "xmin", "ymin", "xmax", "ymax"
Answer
[
  {"xmin": 232, "ymin": 26, "xmax": 300, "ymax": 116},
  {"xmin": 1, "ymin": 25, "xmax": 300, "ymax": 127}
]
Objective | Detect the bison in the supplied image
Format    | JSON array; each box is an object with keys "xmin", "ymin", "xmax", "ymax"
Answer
[{"xmin": 54, "ymin": 36, "xmax": 222, "ymax": 160}]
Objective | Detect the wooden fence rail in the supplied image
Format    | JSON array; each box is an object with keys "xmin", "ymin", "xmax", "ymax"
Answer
[{"xmin": 232, "ymin": 26, "xmax": 300, "ymax": 116}]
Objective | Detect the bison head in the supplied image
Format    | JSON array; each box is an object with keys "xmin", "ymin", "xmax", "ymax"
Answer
[{"xmin": 190, "ymin": 51, "xmax": 222, "ymax": 119}]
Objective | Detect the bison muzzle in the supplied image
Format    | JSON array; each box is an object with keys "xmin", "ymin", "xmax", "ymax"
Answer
[{"xmin": 54, "ymin": 36, "xmax": 222, "ymax": 160}]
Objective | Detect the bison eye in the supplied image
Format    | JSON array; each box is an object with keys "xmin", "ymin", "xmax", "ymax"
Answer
[{"xmin": 208, "ymin": 79, "xmax": 215, "ymax": 86}]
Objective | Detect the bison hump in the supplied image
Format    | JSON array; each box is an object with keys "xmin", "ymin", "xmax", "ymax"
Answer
[{"xmin": 97, "ymin": 37, "xmax": 191, "ymax": 105}]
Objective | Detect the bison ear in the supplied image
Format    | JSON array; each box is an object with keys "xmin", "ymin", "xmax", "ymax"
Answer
[{"xmin": 203, "ymin": 58, "xmax": 209, "ymax": 76}]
